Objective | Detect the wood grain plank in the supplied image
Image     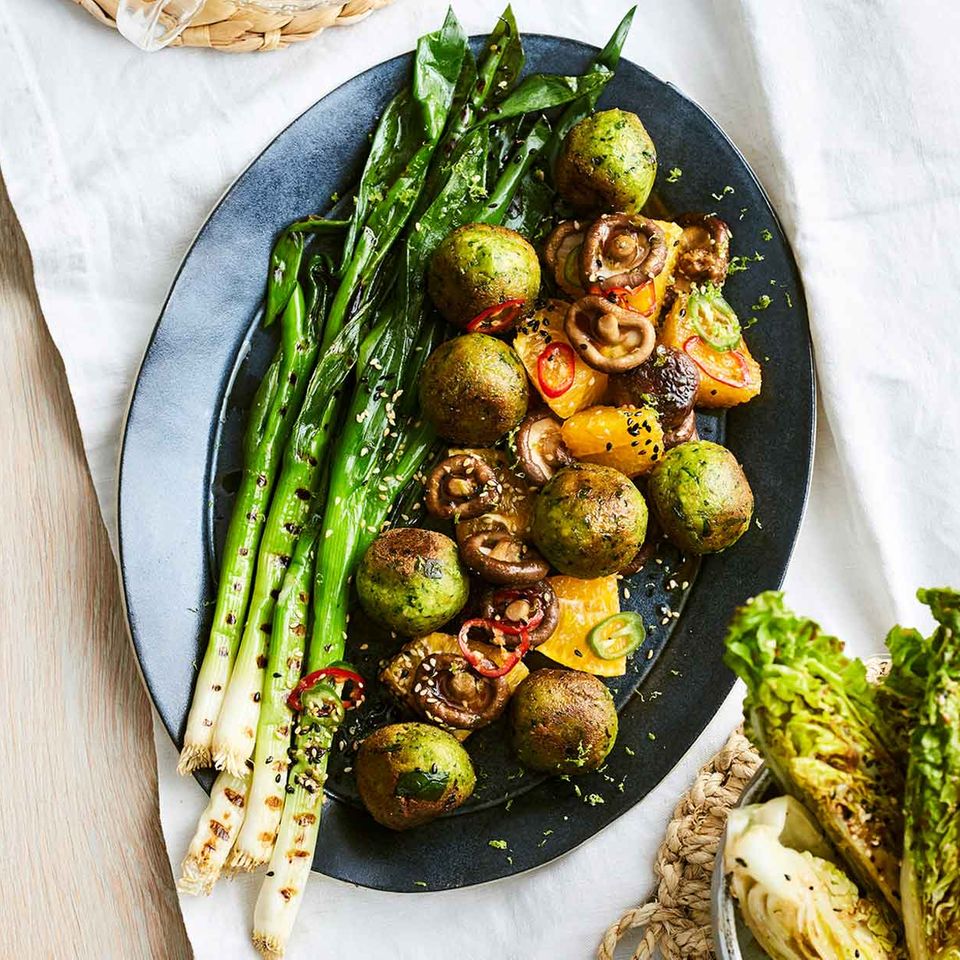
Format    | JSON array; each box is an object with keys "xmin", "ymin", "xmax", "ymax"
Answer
[{"xmin": 0, "ymin": 174, "xmax": 192, "ymax": 960}]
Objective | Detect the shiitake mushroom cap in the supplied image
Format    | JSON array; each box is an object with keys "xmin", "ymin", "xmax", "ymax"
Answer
[
  {"xmin": 425, "ymin": 454, "xmax": 502, "ymax": 521},
  {"xmin": 515, "ymin": 410, "xmax": 574, "ymax": 487},
  {"xmin": 479, "ymin": 580, "xmax": 559, "ymax": 648},
  {"xmin": 411, "ymin": 653, "xmax": 510, "ymax": 730},
  {"xmin": 460, "ymin": 530, "xmax": 550, "ymax": 585}
]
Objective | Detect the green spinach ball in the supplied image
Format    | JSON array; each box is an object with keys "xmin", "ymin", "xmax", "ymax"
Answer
[
  {"xmin": 555, "ymin": 108, "xmax": 657, "ymax": 214},
  {"xmin": 428, "ymin": 223, "xmax": 540, "ymax": 327},
  {"xmin": 356, "ymin": 723, "xmax": 476, "ymax": 830},
  {"xmin": 419, "ymin": 333, "xmax": 529, "ymax": 445},
  {"xmin": 356, "ymin": 528, "xmax": 467, "ymax": 636},
  {"xmin": 531, "ymin": 463, "xmax": 648, "ymax": 577},
  {"xmin": 647, "ymin": 440, "xmax": 754, "ymax": 554},
  {"xmin": 511, "ymin": 669, "xmax": 618, "ymax": 775}
]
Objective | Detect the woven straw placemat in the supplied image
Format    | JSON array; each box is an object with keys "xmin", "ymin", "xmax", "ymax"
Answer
[
  {"xmin": 597, "ymin": 730, "xmax": 762, "ymax": 960},
  {"xmin": 71, "ymin": 0, "xmax": 393, "ymax": 52}
]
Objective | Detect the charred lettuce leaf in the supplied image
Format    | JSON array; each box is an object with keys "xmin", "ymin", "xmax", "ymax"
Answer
[
  {"xmin": 877, "ymin": 624, "xmax": 934, "ymax": 769},
  {"xmin": 724, "ymin": 591, "xmax": 904, "ymax": 913},
  {"xmin": 725, "ymin": 796, "xmax": 905, "ymax": 960},
  {"xmin": 902, "ymin": 588, "xmax": 960, "ymax": 960}
]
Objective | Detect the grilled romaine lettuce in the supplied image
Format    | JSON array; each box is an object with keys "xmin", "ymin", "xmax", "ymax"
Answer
[
  {"xmin": 902, "ymin": 589, "xmax": 960, "ymax": 960},
  {"xmin": 725, "ymin": 796, "xmax": 906, "ymax": 960},
  {"xmin": 724, "ymin": 591, "xmax": 905, "ymax": 912},
  {"xmin": 877, "ymin": 624, "xmax": 934, "ymax": 769}
]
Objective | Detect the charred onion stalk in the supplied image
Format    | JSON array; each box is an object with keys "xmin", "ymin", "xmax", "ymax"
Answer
[
  {"xmin": 177, "ymin": 277, "xmax": 319, "ymax": 775},
  {"xmin": 564, "ymin": 295, "xmax": 656, "ymax": 372},
  {"xmin": 177, "ymin": 769, "xmax": 251, "ymax": 895},
  {"xmin": 208, "ymin": 63, "xmax": 454, "ymax": 777},
  {"xmin": 228, "ymin": 524, "xmax": 317, "ymax": 872},
  {"xmin": 252, "ymin": 678, "xmax": 345, "ymax": 959}
]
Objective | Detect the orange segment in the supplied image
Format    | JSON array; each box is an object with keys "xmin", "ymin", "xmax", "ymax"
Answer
[
  {"xmin": 537, "ymin": 575, "xmax": 625, "ymax": 677},
  {"xmin": 649, "ymin": 219, "xmax": 684, "ymax": 325},
  {"xmin": 514, "ymin": 300, "xmax": 607, "ymax": 419},
  {"xmin": 659, "ymin": 294, "xmax": 762, "ymax": 408},
  {"xmin": 561, "ymin": 405, "xmax": 665, "ymax": 477}
]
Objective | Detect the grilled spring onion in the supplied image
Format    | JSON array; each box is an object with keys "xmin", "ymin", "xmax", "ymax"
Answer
[
  {"xmin": 228, "ymin": 523, "xmax": 319, "ymax": 872},
  {"xmin": 209, "ymin": 73, "xmax": 453, "ymax": 777},
  {"xmin": 177, "ymin": 266, "xmax": 320, "ymax": 775},
  {"xmin": 177, "ymin": 769, "xmax": 250, "ymax": 896}
]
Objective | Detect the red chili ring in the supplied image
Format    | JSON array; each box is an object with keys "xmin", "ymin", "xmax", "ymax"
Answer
[
  {"xmin": 682, "ymin": 335, "xmax": 751, "ymax": 388},
  {"xmin": 286, "ymin": 667, "xmax": 365, "ymax": 713},
  {"xmin": 457, "ymin": 619, "xmax": 530, "ymax": 678},
  {"xmin": 466, "ymin": 298, "xmax": 527, "ymax": 334},
  {"xmin": 602, "ymin": 279, "xmax": 657, "ymax": 317},
  {"xmin": 537, "ymin": 341, "xmax": 576, "ymax": 399},
  {"xmin": 488, "ymin": 588, "xmax": 546, "ymax": 635}
]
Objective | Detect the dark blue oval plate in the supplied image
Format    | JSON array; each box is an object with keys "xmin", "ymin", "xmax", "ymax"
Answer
[{"xmin": 118, "ymin": 35, "xmax": 814, "ymax": 893}]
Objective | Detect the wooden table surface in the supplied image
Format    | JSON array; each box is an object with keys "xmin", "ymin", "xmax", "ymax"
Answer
[{"xmin": 0, "ymin": 176, "xmax": 192, "ymax": 958}]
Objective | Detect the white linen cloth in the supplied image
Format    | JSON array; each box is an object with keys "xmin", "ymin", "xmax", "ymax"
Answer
[{"xmin": 2, "ymin": 0, "xmax": 958, "ymax": 957}]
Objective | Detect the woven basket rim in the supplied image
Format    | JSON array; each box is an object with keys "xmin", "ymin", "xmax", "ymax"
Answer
[{"xmin": 70, "ymin": 0, "xmax": 394, "ymax": 53}]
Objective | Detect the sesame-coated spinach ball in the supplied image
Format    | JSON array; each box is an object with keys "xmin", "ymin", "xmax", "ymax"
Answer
[
  {"xmin": 531, "ymin": 463, "xmax": 648, "ymax": 578},
  {"xmin": 356, "ymin": 722, "xmax": 476, "ymax": 830},
  {"xmin": 356, "ymin": 528, "xmax": 468, "ymax": 636},
  {"xmin": 511, "ymin": 669, "xmax": 618, "ymax": 775},
  {"xmin": 428, "ymin": 223, "xmax": 540, "ymax": 328},
  {"xmin": 418, "ymin": 333, "xmax": 529, "ymax": 446},
  {"xmin": 555, "ymin": 109, "xmax": 657, "ymax": 214},
  {"xmin": 647, "ymin": 440, "xmax": 753, "ymax": 554}
]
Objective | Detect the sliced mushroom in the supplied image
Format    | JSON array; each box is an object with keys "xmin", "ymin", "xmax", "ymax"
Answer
[
  {"xmin": 425, "ymin": 454, "xmax": 502, "ymax": 521},
  {"xmin": 412, "ymin": 653, "xmax": 509, "ymax": 730},
  {"xmin": 663, "ymin": 409, "xmax": 699, "ymax": 449},
  {"xmin": 543, "ymin": 220, "xmax": 587, "ymax": 298},
  {"xmin": 675, "ymin": 213, "xmax": 732, "ymax": 285},
  {"xmin": 606, "ymin": 345, "xmax": 700, "ymax": 431},
  {"xmin": 515, "ymin": 410, "xmax": 574, "ymax": 487},
  {"xmin": 581, "ymin": 214, "xmax": 667, "ymax": 292},
  {"xmin": 565, "ymin": 295, "xmax": 656, "ymax": 373},
  {"xmin": 480, "ymin": 581, "xmax": 559, "ymax": 648},
  {"xmin": 460, "ymin": 530, "xmax": 550, "ymax": 585}
]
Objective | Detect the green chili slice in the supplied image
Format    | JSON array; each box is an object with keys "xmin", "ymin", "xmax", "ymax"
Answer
[
  {"xmin": 563, "ymin": 242, "xmax": 583, "ymax": 290},
  {"xmin": 587, "ymin": 611, "xmax": 646, "ymax": 660},
  {"xmin": 687, "ymin": 286, "xmax": 741, "ymax": 351}
]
